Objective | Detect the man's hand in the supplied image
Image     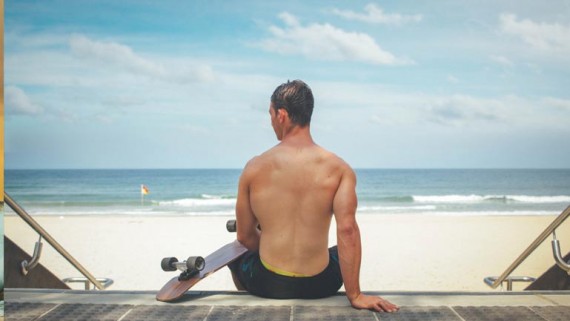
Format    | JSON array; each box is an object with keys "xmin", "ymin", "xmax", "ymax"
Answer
[{"xmin": 350, "ymin": 293, "xmax": 399, "ymax": 313}]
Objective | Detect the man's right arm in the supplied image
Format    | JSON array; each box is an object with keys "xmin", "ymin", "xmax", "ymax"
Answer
[
  {"xmin": 333, "ymin": 166, "xmax": 399, "ymax": 313},
  {"xmin": 235, "ymin": 159, "xmax": 261, "ymax": 251}
]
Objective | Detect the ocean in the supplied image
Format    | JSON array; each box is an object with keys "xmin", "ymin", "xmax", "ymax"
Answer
[{"xmin": 4, "ymin": 169, "xmax": 570, "ymax": 217}]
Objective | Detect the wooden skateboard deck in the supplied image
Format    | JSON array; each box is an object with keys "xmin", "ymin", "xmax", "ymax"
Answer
[{"xmin": 156, "ymin": 240, "xmax": 248, "ymax": 302}]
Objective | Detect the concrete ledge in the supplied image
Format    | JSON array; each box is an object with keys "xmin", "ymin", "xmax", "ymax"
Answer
[
  {"xmin": 5, "ymin": 289, "xmax": 570, "ymax": 321},
  {"xmin": 6, "ymin": 288, "xmax": 570, "ymax": 307}
]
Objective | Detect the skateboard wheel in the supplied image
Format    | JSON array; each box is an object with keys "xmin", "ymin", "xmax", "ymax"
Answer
[
  {"xmin": 186, "ymin": 256, "xmax": 205, "ymax": 271},
  {"xmin": 161, "ymin": 257, "xmax": 178, "ymax": 272},
  {"xmin": 226, "ymin": 220, "xmax": 237, "ymax": 232}
]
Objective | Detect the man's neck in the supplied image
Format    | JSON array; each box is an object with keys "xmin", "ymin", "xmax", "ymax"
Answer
[{"xmin": 280, "ymin": 125, "xmax": 314, "ymax": 146}]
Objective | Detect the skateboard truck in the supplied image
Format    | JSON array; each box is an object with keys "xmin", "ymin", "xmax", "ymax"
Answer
[
  {"xmin": 157, "ymin": 240, "xmax": 249, "ymax": 302},
  {"xmin": 161, "ymin": 256, "xmax": 205, "ymax": 281},
  {"xmin": 226, "ymin": 219, "xmax": 261, "ymax": 232},
  {"xmin": 226, "ymin": 220, "xmax": 237, "ymax": 232}
]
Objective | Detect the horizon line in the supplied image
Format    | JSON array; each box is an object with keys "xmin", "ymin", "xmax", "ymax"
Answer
[{"xmin": 5, "ymin": 167, "xmax": 570, "ymax": 171}]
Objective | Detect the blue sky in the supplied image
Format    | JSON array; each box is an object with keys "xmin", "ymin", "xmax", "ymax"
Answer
[{"xmin": 5, "ymin": 0, "xmax": 570, "ymax": 169}]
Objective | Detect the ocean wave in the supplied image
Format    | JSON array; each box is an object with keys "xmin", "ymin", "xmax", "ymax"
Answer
[
  {"xmin": 355, "ymin": 209, "xmax": 559, "ymax": 216},
  {"xmin": 377, "ymin": 196, "xmax": 415, "ymax": 202},
  {"xmin": 6, "ymin": 209, "xmax": 236, "ymax": 216},
  {"xmin": 159, "ymin": 197, "xmax": 236, "ymax": 207},
  {"xmin": 504, "ymin": 195, "xmax": 570, "ymax": 203},
  {"xmin": 413, "ymin": 195, "xmax": 486, "ymax": 203},
  {"xmin": 412, "ymin": 195, "xmax": 570, "ymax": 204},
  {"xmin": 422, "ymin": 210, "xmax": 559, "ymax": 216},
  {"xmin": 359, "ymin": 205, "xmax": 437, "ymax": 212},
  {"xmin": 7, "ymin": 208, "xmax": 557, "ymax": 217},
  {"xmin": 201, "ymin": 194, "xmax": 234, "ymax": 199}
]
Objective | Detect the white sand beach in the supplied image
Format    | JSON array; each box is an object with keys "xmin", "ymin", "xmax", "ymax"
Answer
[{"xmin": 5, "ymin": 213, "xmax": 570, "ymax": 292}]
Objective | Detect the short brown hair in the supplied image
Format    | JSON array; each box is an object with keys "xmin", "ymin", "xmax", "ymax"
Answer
[{"xmin": 271, "ymin": 80, "xmax": 314, "ymax": 127}]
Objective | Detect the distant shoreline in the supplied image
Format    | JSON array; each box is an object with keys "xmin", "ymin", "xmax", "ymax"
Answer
[{"xmin": 6, "ymin": 168, "xmax": 569, "ymax": 218}]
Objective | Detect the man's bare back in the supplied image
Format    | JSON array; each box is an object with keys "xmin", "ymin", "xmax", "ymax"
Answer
[
  {"xmin": 231, "ymin": 80, "xmax": 399, "ymax": 312},
  {"xmin": 243, "ymin": 141, "xmax": 347, "ymax": 276}
]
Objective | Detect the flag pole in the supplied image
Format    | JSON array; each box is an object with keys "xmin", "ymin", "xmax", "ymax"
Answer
[{"xmin": 141, "ymin": 184, "xmax": 149, "ymax": 205}]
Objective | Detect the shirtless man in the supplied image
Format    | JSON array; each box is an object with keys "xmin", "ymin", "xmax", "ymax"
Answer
[{"xmin": 228, "ymin": 80, "xmax": 399, "ymax": 313}]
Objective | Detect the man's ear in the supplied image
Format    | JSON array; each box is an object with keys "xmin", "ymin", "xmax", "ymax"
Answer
[{"xmin": 277, "ymin": 108, "xmax": 288, "ymax": 122}]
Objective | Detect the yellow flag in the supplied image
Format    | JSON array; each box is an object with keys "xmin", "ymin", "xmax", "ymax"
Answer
[{"xmin": 141, "ymin": 184, "xmax": 149, "ymax": 195}]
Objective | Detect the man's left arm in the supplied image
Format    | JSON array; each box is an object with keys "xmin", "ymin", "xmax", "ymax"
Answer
[{"xmin": 235, "ymin": 163, "xmax": 260, "ymax": 251}]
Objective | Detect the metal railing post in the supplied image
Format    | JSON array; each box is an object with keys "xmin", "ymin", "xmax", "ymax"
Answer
[
  {"xmin": 4, "ymin": 192, "xmax": 106, "ymax": 290},
  {"xmin": 552, "ymin": 231, "xmax": 570, "ymax": 274},
  {"xmin": 487, "ymin": 206, "xmax": 570, "ymax": 289}
]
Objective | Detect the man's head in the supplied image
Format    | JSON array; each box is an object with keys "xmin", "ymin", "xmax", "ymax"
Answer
[{"xmin": 270, "ymin": 80, "xmax": 314, "ymax": 128}]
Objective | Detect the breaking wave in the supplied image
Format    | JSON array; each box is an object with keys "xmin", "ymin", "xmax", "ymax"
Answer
[
  {"xmin": 159, "ymin": 196, "xmax": 236, "ymax": 207},
  {"xmin": 411, "ymin": 195, "xmax": 570, "ymax": 204}
]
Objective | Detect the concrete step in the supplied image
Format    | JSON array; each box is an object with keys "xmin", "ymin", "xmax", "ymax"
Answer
[{"xmin": 5, "ymin": 289, "xmax": 570, "ymax": 321}]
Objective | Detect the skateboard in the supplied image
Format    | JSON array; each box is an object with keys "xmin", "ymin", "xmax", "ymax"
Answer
[{"xmin": 156, "ymin": 220, "xmax": 245, "ymax": 302}]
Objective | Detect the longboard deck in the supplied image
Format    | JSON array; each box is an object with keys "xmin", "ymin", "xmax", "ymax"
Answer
[{"xmin": 156, "ymin": 240, "xmax": 248, "ymax": 302}]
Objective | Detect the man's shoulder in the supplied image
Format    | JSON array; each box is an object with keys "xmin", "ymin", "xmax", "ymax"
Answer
[
  {"xmin": 242, "ymin": 152, "xmax": 272, "ymax": 176},
  {"xmin": 242, "ymin": 144, "xmax": 353, "ymax": 176},
  {"xmin": 245, "ymin": 144, "xmax": 284, "ymax": 167},
  {"xmin": 316, "ymin": 146, "xmax": 353, "ymax": 172},
  {"xmin": 242, "ymin": 155, "xmax": 262, "ymax": 173}
]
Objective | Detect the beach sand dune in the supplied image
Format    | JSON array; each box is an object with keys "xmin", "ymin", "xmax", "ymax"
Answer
[{"xmin": 5, "ymin": 214, "xmax": 570, "ymax": 292}]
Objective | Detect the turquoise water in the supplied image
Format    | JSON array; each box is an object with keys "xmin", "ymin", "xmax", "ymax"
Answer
[{"xmin": 4, "ymin": 169, "xmax": 570, "ymax": 216}]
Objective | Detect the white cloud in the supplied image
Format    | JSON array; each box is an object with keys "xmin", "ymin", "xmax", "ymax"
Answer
[
  {"xmin": 500, "ymin": 13, "xmax": 570, "ymax": 54},
  {"xmin": 70, "ymin": 34, "xmax": 165, "ymax": 76},
  {"xmin": 69, "ymin": 34, "xmax": 215, "ymax": 83},
  {"xmin": 490, "ymin": 55, "xmax": 515, "ymax": 67},
  {"xmin": 5, "ymin": 86, "xmax": 44, "ymax": 116},
  {"xmin": 426, "ymin": 95, "xmax": 504, "ymax": 126},
  {"xmin": 542, "ymin": 97, "xmax": 570, "ymax": 110},
  {"xmin": 310, "ymin": 81, "xmax": 570, "ymax": 130},
  {"xmin": 331, "ymin": 3, "xmax": 422, "ymax": 25},
  {"xmin": 417, "ymin": 94, "xmax": 570, "ymax": 129},
  {"xmin": 258, "ymin": 12, "xmax": 413, "ymax": 65},
  {"xmin": 447, "ymin": 75, "xmax": 459, "ymax": 83},
  {"xmin": 279, "ymin": 12, "xmax": 301, "ymax": 27}
]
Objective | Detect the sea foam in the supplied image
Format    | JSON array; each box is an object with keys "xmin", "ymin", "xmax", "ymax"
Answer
[
  {"xmin": 412, "ymin": 195, "xmax": 570, "ymax": 204},
  {"xmin": 159, "ymin": 197, "xmax": 236, "ymax": 207}
]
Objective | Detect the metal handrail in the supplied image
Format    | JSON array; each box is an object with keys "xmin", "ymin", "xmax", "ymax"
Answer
[
  {"xmin": 484, "ymin": 276, "xmax": 536, "ymax": 291},
  {"xmin": 552, "ymin": 231, "xmax": 570, "ymax": 273},
  {"xmin": 4, "ymin": 192, "xmax": 106, "ymax": 290},
  {"xmin": 62, "ymin": 277, "xmax": 114, "ymax": 290},
  {"xmin": 487, "ymin": 205, "xmax": 570, "ymax": 289}
]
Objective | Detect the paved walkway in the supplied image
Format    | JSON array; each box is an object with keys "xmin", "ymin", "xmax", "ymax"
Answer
[{"xmin": 5, "ymin": 289, "xmax": 570, "ymax": 320}]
